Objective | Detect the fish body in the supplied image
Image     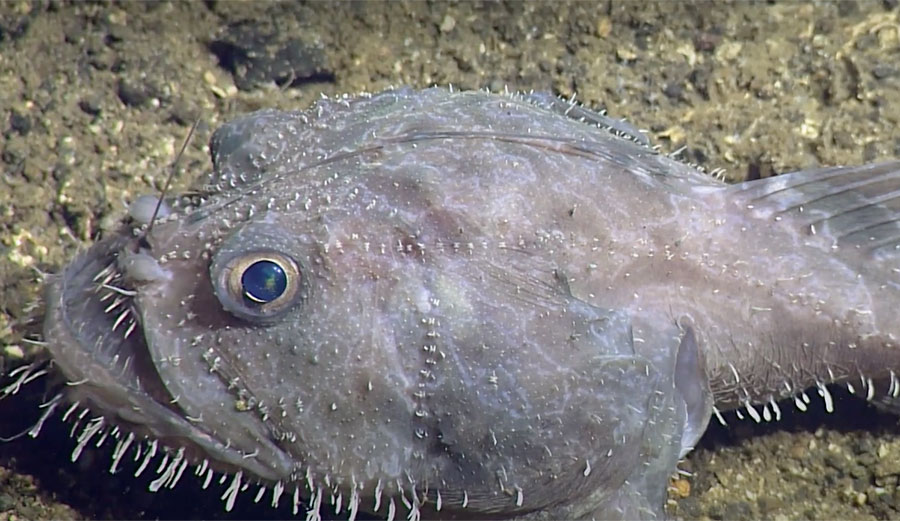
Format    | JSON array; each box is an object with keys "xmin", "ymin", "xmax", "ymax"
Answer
[{"xmin": 38, "ymin": 88, "xmax": 900, "ymax": 519}]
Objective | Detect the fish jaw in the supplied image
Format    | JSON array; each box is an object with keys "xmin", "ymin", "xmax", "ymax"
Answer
[{"xmin": 42, "ymin": 227, "xmax": 294, "ymax": 482}]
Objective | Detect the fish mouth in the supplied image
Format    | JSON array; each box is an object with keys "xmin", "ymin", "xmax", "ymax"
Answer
[
  {"xmin": 42, "ymin": 229, "xmax": 287, "ymax": 481},
  {"xmin": 43, "ymin": 232, "xmax": 172, "ymax": 423}
]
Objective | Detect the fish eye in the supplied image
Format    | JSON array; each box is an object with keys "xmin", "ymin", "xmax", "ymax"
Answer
[
  {"xmin": 217, "ymin": 251, "xmax": 302, "ymax": 322},
  {"xmin": 241, "ymin": 260, "xmax": 288, "ymax": 303}
]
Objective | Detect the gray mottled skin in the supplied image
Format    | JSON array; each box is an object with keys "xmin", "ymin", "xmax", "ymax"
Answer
[{"xmin": 39, "ymin": 88, "xmax": 900, "ymax": 520}]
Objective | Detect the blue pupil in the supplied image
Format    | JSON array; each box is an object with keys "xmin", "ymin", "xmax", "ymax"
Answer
[{"xmin": 241, "ymin": 260, "xmax": 287, "ymax": 304}]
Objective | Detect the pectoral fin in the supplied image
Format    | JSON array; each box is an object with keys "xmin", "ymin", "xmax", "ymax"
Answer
[{"xmin": 674, "ymin": 323, "xmax": 713, "ymax": 456}]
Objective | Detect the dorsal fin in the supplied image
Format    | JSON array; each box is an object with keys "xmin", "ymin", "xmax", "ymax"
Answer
[
  {"xmin": 519, "ymin": 91, "xmax": 651, "ymax": 147},
  {"xmin": 728, "ymin": 161, "xmax": 900, "ymax": 258}
]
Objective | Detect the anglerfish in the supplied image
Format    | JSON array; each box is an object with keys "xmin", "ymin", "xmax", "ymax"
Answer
[{"xmin": 21, "ymin": 87, "xmax": 900, "ymax": 520}]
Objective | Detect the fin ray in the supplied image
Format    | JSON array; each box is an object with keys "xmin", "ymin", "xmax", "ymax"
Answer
[{"xmin": 729, "ymin": 161, "xmax": 900, "ymax": 257}]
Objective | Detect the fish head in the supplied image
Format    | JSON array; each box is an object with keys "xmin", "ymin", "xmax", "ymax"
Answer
[{"xmin": 42, "ymin": 89, "xmax": 697, "ymax": 519}]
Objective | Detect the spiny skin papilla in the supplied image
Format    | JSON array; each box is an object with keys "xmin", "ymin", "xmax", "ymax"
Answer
[{"xmin": 29, "ymin": 87, "xmax": 900, "ymax": 520}]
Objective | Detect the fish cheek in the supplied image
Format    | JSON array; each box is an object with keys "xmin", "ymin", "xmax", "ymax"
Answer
[
  {"xmin": 197, "ymin": 221, "xmax": 422, "ymax": 481},
  {"xmin": 132, "ymin": 255, "xmax": 295, "ymax": 480}
]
